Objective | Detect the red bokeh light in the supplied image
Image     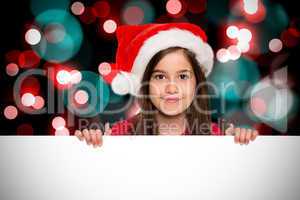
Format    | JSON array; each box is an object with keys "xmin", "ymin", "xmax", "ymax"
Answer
[
  {"xmin": 187, "ymin": 0, "xmax": 206, "ymax": 14},
  {"xmin": 93, "ymin": 0, "xmax": 110, "ymax": 18},
  {"xmin": 5, "ymin": 50, "xmax": 21, "ymax": 64},
  {"xmin": 4, "ymin": 105, "xmax": 18, "ymax": 120},
  {"xmin": 21, "ymin": 76, "xmax": 40, "ymax": 96},
  {"xmin": 18, "ymin": 50, "xmax": 40, "ymax": 68},
  {"xmin": 79, "ymin": 7, "xmax": 97, "ymax": 24},
  {"xmin": 6, "ymin": 63, "xmax": 19, "ymax": 76},
  {"xmin": 52, "ymin": 116, "xmax": 66, "ymax": 130},
  {"xmin": 17, "ymin": 123, "xmax": 34, "ymax": 135},
  {"xmin": 32, "ymin": 96, "xmax": 45, "ymax": 110}
]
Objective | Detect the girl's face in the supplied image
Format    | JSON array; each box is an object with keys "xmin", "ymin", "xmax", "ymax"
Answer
[{"xmin": 149, "ymin": 50, "xmax": 197, "ymax": 116}]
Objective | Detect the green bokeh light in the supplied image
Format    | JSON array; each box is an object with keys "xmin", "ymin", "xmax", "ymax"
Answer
[
  {"xmin": 208, "ymin": 57, "xmax": 260, "ymax": 102},
  {"xmin": 64, "ymin": 71, "xmax": 110, "ymax": 118},
  {"xmin": 30, "ymin": 0, "xmax": 70, "ymax": 16},
  {"xmin": 122, "ymin": 0, "xmax": 155, "ymax": 24},
  {"xmin": 33, "ymin": 9, "xmax": 83, "ymax": 62}
]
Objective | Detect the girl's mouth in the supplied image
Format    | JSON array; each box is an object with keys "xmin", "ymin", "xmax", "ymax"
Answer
[{"xmin": 162, "ymin": 95, "xmax": 181, "ymax": 103}]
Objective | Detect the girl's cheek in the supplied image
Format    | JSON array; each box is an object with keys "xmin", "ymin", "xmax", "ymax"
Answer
[
  {"xmin": 149, "ymin": 82, "xmax": 163, "ymax": 98},
  {"xmin": 179, "ymin": 82, "xmax": 196, "ymax": 96}
]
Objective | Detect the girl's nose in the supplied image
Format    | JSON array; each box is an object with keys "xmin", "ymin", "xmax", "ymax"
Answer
[{"xmin": 165, "ymin": 81, "xmax": 178, "ymax": 94}]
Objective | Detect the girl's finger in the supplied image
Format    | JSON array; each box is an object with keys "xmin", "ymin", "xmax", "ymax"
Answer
[
  {"xmin": 104, "ymin": 122, "xmax": 112, "ymax": 135},
  {"xmin": 225, "ymin": 123, "xmax": 234, "ymax": 135},
  {"xmin": 95, "ymin": 129, "xmax": 103, "ymax": 147},
  {"xmin": 82, "ymin": 129, "xmax": 91, "ymax": 145},
  {"xmin": 74, "ymin": 130, "xmax": 84, "ymax": 141},
  {"xmin": 89, "ymin": 129, "xmax": 97, "ymax": 147},
  {"xmin": 239, "ymin": 128, "xmax": 247, "ymax": 144},
  {"xmin": 234, "ymin": 128, "xmax": 241, "ymax": 144},
  {"xmin": 251, "ymin": 130, "xmax": 259, "ymax": 141},
  {"xmin": 245, "ymin": 129, "xmax": 252, "ymax": 145}
]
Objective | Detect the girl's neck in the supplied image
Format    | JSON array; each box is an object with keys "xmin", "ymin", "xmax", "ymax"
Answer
[{"xmin": 155, "ymin": 112, "xmax": 187, "ymax": 135}]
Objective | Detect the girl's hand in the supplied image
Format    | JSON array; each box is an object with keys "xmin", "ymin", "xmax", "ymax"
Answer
[
  {"xmin": 74, "ymin": 122, "xmax": 112, "ymax": 148},
  {"xmin": 225, "ymin": 124, "xmax": 258, "ymax": 145}
]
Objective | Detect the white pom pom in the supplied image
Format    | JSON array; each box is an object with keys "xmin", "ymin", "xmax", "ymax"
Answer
[
  {"xmin": 196, "ymin": 43, "xmax": 214, "ymax": 77},
  {"xmin": 111, "ymin": 72, "xmax": 140, "ymax": 96}
]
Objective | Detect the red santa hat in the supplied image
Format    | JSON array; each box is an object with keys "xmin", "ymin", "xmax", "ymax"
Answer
[{"xmin": 100, "ymin": 23, "xmax": 214, "ymax": 96}]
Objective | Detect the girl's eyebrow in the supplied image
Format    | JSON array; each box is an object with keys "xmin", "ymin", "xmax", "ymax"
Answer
[
  {"xmin": 176, "ymin": 69, "xmax": 192, "ymax": 73},
  {"xmin": 152, "ymin": 69, "xmax": 192, "ymax": 73},
  {"xmin": 152, "ymin": 69, "xmax": 166, "ymax": 73}
]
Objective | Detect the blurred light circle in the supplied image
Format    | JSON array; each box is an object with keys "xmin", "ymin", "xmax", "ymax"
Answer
[
  {"xmin": 32, "ymin": 96, "xmax": 45, "ymax": 110},
  {"xmin": 103, "ymin": 19, "xmax": 117, "ymax": 33},
  {"xmin": 55, "ymin": 127, "xmax": 70, "ymax": 136},
  {"xmin": 25, "ymin": 28, "xmax": 41, "ymax": 45},
  {"xmin": 17, "ymin": 123, "xmax": 34, "ymax": 135},
  {"xmin": 244, "ymin": 1, "xmax": 266, "ymax": 23},
  {"xmin": 226, "ymin": 25, "xmax": 239, "ymax": 39},
  {"xmin": 5, "ymin": 50, "xmax": 21, "ymax": 64},
  {"xmin": 269, "ymin": 38, "xmax": 283, "ymax": 53},
  {"xmin": 64, "ymin": 71, "xmax": 110, "ymax": 117},
  {"xmin": 21, "ymin": 77, "xmax": 40, "ymax": 95},
  {"xmin": 98, "ymin": 62, "xmax": 111, "ymax": 76},
  {"xmin": 71, "ymin": 1, "xmax": 85, "ymax": 15},
  {"xmin": 243, "ymin": 0, "xmax": 258, "ymax": 15},
  {"xmin": 44, "ymin": 23, "xmax": 66, "ymax": 44},
  {"xmin": 34, "ymin": 10, "xmax": 83, "ymax": 62},
  {"xmin": 228, "ymin": 45, "xmax": 241, "ymax": 60},
  {"xmin": 280, "ymin": 29, "xmax": 300, "ymax": 48},
  {"xmin": 18, "ymin": 50, "xmax": 40, "ymax": 68},
  {"xmin": 6, "ymin": 63, "xmax": 19, "ymax": 76},
  {"xmin": 57, "ymin": 70, "xmax": 71, "ymax": 85},
  {"xmin": 52, "ymin": 116, "xmax": 66, "ymax": 130},
  {"xmin": 208, "ymin": 57, "xmax": 260, "ymax": 102},
  {"xmin": 30, "ymin": 0, "xmax": 70, "ymax": 16},
  {"xmin": 122, "ymin": 0, "xmax": 155, "ymax": 25},
  {"xmin": 216, "ymin": 48, "xmax": 230, "ymax": 63},
  {"xmin": 70, "ymin": 70, "xmax": 82, "ymax": 84},
  {"xmin": 250, "ymin": 97, "xmax": 267, "ymax": 116},
  {"xmin": 236, "ymin": 41, "xmax": 250, "ymax": 53},
  {"xmin": 74, "ymin": 90, "xmax": 89, "ymax": 105},
  {"xmin": 93, "ymin": 1, "xmax": 110, "ymax": 18},
  {"xmin": 238, "ymin": 28, "xmax": 252, "ymax": 43},
  {"xmin": 123, "ymin": 6, "xmax": 144, "ymax": 25},
  {"xmin": 21, "ymin": 93, "xmax": 36, "ymax": 107},
  {"xmin": 166, "ymin": 0, "xmax": 182, "ymax": 15},
  {"xmin": 4, "ymin": 105, "xmax": 18, "ymax": 120},
  {"xmin": 187, "ymin": 0, "xmax": 206, "ymax": 14},
  {"xmin": 79, "ymin": 7, "xmax": 97, "ymax": 24}
]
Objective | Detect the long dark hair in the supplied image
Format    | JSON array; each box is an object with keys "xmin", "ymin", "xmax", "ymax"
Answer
[{"xmin": 133, "ymin": 47, "xmax": 212, "ymax": 135}]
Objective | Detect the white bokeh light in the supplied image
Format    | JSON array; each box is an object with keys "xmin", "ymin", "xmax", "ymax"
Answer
[
  {"xmin": 25, "ymin": 28, "xmax": 41, "ymax": 45},
  {"xmin": 56, "ymin": 70, "xmax": 72, "ymax": 85}
]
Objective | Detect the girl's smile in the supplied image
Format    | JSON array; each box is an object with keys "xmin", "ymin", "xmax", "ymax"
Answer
[{"xmin": 162, "ymin": 95, "xmax": 182, "ymax": 103}]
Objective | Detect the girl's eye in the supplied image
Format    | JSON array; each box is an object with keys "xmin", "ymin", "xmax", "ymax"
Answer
[
  {"xmin": 153, "ymin": 74, "xmax": 166, "ymax": 80},
  {"xmin": 179, "ymin": 74, "xmax": 189, "ymax": 80}
]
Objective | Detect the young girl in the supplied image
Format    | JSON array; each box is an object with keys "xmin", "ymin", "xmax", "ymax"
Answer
[{"xmin": 75, "ymin": 23, "xmax": 258, "ymax": 147}]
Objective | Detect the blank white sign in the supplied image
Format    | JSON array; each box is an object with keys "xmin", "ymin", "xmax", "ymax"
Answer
[{"xmin": 0, "ymin": 136, "xmax": 300, "ymax": 200}]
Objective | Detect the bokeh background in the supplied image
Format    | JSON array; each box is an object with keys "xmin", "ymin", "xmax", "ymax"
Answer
[{"xmin": 0, "ymin": 0, "xmax": 299, "ymax": 135}]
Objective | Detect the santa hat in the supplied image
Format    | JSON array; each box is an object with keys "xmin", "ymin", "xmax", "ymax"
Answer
[{"xmin": 99, "ymin": 23, "xmax": 214, "ymax": 96}]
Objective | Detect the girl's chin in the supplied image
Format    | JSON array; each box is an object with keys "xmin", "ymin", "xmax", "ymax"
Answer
[{"xmin": 158, "ymin": 109, "xmax": 184, "ymax": 116}]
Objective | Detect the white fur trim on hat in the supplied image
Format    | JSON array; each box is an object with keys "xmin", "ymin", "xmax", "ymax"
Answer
[
  {"xmin": 131, "ymin": 28, "xmax": 214, "ymax": 84},
  {"xmin": 111, "ymin": 71, "xmax": 140, "ymax": 95}
]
